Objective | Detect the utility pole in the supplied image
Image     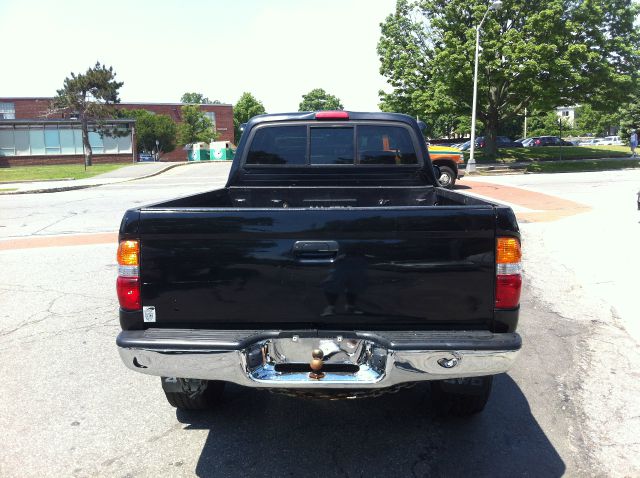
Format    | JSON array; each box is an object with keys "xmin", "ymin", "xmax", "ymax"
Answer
[{"xmin": 468, "ymin": 0, "xmax": 503, "ymax": 173}]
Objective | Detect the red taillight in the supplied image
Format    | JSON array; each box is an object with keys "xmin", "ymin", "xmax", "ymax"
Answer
[
  {"xmin": 315, "ymin": 111, "xmax": 349, "ymax": 120},
  {"xmin": 495, "ymin": 237, "xmax": 522, "ymax": 309},
  {"xmin": 495, "ymin": 274, "xmax": 522, "ymax": 309},
  {"xmin": 117, "ymin": 276, "xmax": 141, "ymax": 311},
  {"xmin": 117, "ymin": 239, "xmax": 141, "ymax": 310}
]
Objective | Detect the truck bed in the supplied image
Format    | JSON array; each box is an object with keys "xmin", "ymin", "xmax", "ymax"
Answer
[{"xmin": 126, "ymin": 186, "xmax": 501, "ymax": 331}]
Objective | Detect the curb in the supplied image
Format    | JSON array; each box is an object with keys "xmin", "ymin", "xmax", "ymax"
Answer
[{"xmin": 0, "ymin": 177, "xmax": 75, "ymax": 185}]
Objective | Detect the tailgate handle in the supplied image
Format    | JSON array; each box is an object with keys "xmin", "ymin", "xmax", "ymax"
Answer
[{"xmin": 293, "ymin": 241, "xmax": 339, "ymax": 263}]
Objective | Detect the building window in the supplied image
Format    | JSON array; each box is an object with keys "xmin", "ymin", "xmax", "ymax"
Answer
[
  {"xmin": 562, "ymin": 111, "xmax": 569, "ymax": 117},
  {"xmin": 0, "ymin": 124, "xmax": 132, "ymax": 157},
  {"xmin": 0, "ymin": 102, "xmax": 15, "ymax": 119},
  {"xmin": 44, "ymin": 127, "xmax": 61, "ymax": 155},
  {"xmin": 0, "ymin": 128, "xmax": 15, "ymax": 156},
  {"xmin": 29, "ymin": 128, "xmax": 45, "ymax": 155},
  {"xmin": 59, "ymin": 129, "xmax": 75, "ymax": 154},
  {"xmin": 88, "ymin": 131, "xmax": 104, "ymax": 154},
  {"xmin": 14, "ymin": 128, "xmax": 30, "ymax": 155},
  {"xmin": 204, "ymin": 112, "xmax": 217, "ymax": 131}
]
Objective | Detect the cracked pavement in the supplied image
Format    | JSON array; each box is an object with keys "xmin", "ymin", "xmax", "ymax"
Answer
[{"xmin": 0, "ymin": 164, "xmax": 639, "ymax": 477}]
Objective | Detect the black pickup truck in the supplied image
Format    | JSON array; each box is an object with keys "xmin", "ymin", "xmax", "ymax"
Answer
[{"xmin": 116, "ymin": 111, "xmax": 522, "ymax": 415}]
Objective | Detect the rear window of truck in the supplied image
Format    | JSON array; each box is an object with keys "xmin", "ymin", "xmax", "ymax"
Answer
[{"xmin": 245, "ymin": 124, "xmax": 418, "ymax": 166}]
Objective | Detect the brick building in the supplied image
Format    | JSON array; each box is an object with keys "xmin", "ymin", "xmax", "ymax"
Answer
[{"xmin": 0, "ymin": 97, "xmax": 234, "ymax": 166}]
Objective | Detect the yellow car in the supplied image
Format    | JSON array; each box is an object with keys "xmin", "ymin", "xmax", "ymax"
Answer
[{"xmin": 428, "ymin": 145, "xmax": 465, "ymax": 188}]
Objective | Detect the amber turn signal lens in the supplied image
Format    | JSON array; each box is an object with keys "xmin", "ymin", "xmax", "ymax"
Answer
[
  {"xmin": 117, "ymin": 240, "xmax": 139, "ymax": 266},
  {"xmin": 496, "ymin": 237, "xmax": 521, "ymax": 264}
]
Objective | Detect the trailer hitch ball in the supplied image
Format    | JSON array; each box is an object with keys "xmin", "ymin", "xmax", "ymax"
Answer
[{"xmin": 437, "ymin": 352, "xmax": 462, "ymax": 369}]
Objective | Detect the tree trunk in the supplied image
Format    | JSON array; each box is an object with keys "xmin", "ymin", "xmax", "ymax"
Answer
[
  {"xmin": 81, "ymin": 118, "xmax": 93, "ymax": 167},
  {"xmin": 484, "ymin": 105, "xmax": 499, "ymax": 160}
]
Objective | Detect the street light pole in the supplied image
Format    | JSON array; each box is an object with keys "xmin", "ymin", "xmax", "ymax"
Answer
[{"xmin": 468, "ymin": 0, "xmax": 502, "ymax": 173}]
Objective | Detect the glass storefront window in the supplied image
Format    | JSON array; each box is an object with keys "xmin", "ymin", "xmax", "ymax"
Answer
[
  {"xmin": 44, "ymin": 127, "xmax": 61, "ymax": 154},
  {"xmin": 29, "ymin": 128, "xmax": 45, "ymax": 155},
  {"xmin": 88, "ymin": 131, "xmax": 104, "ymax": 153},
  {"xmin": 59, "ymin": 129, "xmax": 75, "ymax": 155},
  {"xmin": 0, "ymin": 128, "xmax": 15, "ymax": 156},
  {"xmin": 116, "ymin": 134, "xmax": 132, "ymax": 153},
  {"xmin": 14, "ymin": 128, "xmax": 29, "ymax": 155},
  {"xmin": 73, "ymin": 129, "xmax": 84, "ymax": 154},
  {"xmin": 0, "ymin": 124, "xmax": 132, "ymax": 157},
  {"xmin": 103, "ymin": 135, "xmax": 118, "ymax": 154}
]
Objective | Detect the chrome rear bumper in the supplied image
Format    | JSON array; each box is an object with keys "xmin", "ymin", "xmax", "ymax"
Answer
[{"xmin": 117, "ymin": 329, "xmax": 521, "ymax": 389}]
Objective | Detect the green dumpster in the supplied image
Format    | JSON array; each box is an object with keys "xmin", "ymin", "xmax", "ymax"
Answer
[
  {"xmin": 209, "ymin": 141, "xmax": 235, "ymax": 161},
  {"xmin": 187, "ymin": 142, "xmax": 211, "ymax": 161}
]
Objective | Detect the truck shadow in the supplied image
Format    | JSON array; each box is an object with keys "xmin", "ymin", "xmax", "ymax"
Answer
[{"xmin": 177, "ymin": 374, "xmax": 565, "ymax": 477}]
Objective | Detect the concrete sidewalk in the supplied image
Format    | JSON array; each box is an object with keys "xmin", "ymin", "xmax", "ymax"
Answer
[{"xmin": 0, "ymin": 161, "xmax": 189, "ymax": 194}]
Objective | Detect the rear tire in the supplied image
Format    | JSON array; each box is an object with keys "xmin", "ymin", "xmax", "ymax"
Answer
[
  {"xmin": 161, "ymin": 378, "xmax": 225, "ymax": 411},
  {"xmin": 437, "ymin": 165, "xmax": 456, "ymax": 189},
  {"xmin": 430, "ymin": 375, "xmax": 493, "ymax": 416}
]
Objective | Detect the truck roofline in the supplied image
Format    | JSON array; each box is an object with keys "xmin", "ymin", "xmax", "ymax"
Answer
[
  {"xmin": 228, "ymin": 111, "xmax": 438, "ymax": 188},
  {"xmin": 245, "ymin": 111, "xmax": 419, "ymax": 127}
]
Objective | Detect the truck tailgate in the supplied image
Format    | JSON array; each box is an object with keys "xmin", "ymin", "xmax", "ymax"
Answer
[{"xmin": 139, "ymin": 206, "xmax": 496, "ymax": 329}]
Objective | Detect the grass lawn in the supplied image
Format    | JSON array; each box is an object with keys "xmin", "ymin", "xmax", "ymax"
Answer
[
  {"xmin": 464, "ymin": 145, "xmax": 632, "ymax": 163},
  {"xmin": 0, "ymin": 163, "xmax": 128, "ymax": 182},
  {"xmin": 526, "ymin": 159, "xmax": 640, "ymax": 174}
]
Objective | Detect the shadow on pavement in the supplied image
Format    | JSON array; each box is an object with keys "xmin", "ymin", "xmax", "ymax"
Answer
[
  {"xmin": 178, "ymin": 374, "xmax": 565, "ymax": 477},
  {"xmin": 452, "ymin": 184, "xmax": 472, "ymax": 190}
]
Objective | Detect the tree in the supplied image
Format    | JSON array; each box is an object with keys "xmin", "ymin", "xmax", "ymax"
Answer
[
  {"xmin": 619, "ymin": 98, "xmax": 640, "ymax": 140},
  {"xmin": 233, "ymin": 92, "xmax": 266, "ymax": 142},
  {"xmin": 378, "ymin": 0, "xmax": 640, "ymax": 158},
  {"xmin": 126, "ymin": 110, "xmax": 177, "ymax": 157},
  {"xmin": 176, "ymin": 105, "xmax": 216, "ymax": 145},
  {"xmin": 180, "ymin": 92, "xmax": 221, "ymax": 104},
  {"xmin": 527, "ymin": 111, "xmax": 572, "ymax": 137},
  {"xmin": 574, "ymin": 105, "xmax": 621, "ymax": 137},
  {"xmin": 50, "ymin": 62, "xmax": 123, "ymax": 167},
  {"xmin": 298, "ymin": 88, "xmax": 344, "ymax": 112}
]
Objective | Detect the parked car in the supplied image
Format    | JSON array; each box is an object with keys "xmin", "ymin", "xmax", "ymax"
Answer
[
  {"xmin": 579, "ymin": 138, "xmax": 601, "ymax": 146},
  {"xmin": 519, "ymin": 137, "xmax": 539, "ymax": 147},
  {"xmin": 598, "ymin": 136, "xmax": 624, "ymax": 146},
  {"xmin": 459, "ymin": 136, "xmax": 523, "ymax": 150},
  {"xmin": 530, "ymin": 136, "xmax": 573, "ymax": 147},
  {"xmin": 138, "ymin": 152, "xmax": 155, "ymax": 162},
  {"xmin": 428, "ymin": 144, "xmax": 465, "ymax": 188},
  {"xmin": 116, "ymin": 111, "xmax": 522, "ymax": 416}
]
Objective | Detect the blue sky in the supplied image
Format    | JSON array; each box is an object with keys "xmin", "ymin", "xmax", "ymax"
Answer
[{"xmin": 0, "ymin": 0, "xmax": 397, "ymax": 112}]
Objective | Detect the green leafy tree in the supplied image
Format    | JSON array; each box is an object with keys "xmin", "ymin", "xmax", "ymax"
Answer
[
  {"xmin": 126, "ymin": 109, "xmax": 177, "ymax": 157},
  {"xmin": 378, "ymin": 0, "xmax": 640, "ymax": 158},
  {"xmin": 527, "ymin": 111, "xmax": 572, "ymax": 137},
  {"xmin": 50, "ymin": 62, "xmax": 123, "ymax": 166},
  {"xmin": 180, "ymin": 92, "xmax": 221, "ymax": 104},
  {"xmin": 619, "ymin": 97, "xmax": 640, "ymax": 140},
  {"xmin": 298, "ymin": 88, "xmax": 344, "ymax": 112},
  {"xmin": 233, "ymin": 92, "xmax": 266, "ymax": 142},
  {"xmin": 176, "ymin": 104, "xmax": 216, "ymax": 145},
  {"xmin": 575, "ymin": 105, "xmax": 621, "ymax": 137}
]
